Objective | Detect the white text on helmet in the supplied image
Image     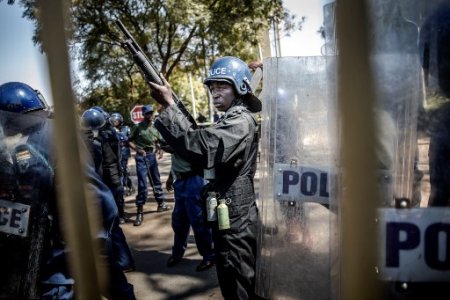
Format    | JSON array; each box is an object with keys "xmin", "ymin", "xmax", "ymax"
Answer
[{"xmin": 209, "ymin": 67, "xmax": 228, "ymax": 76}]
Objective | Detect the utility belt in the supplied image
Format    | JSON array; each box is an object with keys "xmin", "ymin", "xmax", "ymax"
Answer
[
  {"xmin": 206, "ymin": 176, "xmax": 255, "ymax": 230},
  {"xmin": 174, "ymin": 170, "xmax": 202, "ymax": 181},
  {"xmin": 138, "ymin": 146, "xmax": 154, "ymax": 154},
  {"xmin": 213, "ymin": 174, "xmax": 253, "ymax": 192},
  {"xmin": 220, "ymin": 176, "xmax": 255, "ymax": 215},
  {"xmin": 219, "ymin": 176, "xmax": 254, "ymax": 199}
]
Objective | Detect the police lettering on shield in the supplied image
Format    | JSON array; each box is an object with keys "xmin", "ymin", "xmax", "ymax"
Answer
[{"xmin": 275, "ymin": 163, "xmax": 330, "ymax": 204}]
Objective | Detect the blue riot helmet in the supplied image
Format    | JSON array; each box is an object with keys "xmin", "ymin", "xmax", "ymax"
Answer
[
  {"xmin": 0, "ymin": 82, "xmax": 51, "ymax": 136},
  {"xmin": 92, "ymin": 105, "xmax": 110, "ymax": 120},
  {"xmin": 109, "ymin": 112, "xmax": 123, "ymax": 126},
  {"xmin": 142, "ymin": 104, "xmax": 154, "ymax": 115},
  {"xmin": 203, "ymin": 56, "xmax": 262, "ymax": 113},
  {"xmin": 0, "ymin": 82, "xmax": 49, "ymax": 113},
  {"xmin": 81, "ymin": 108, "xmax": 106, "ymax": 131}
]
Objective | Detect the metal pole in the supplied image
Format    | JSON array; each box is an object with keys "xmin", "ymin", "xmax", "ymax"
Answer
[
  {"xmin": 274, "ymin": 18, "xmax": 282, "ymax": 57},
  {"xmin": 336, "ymin": 0, "xmax": 380, "ymax": 299},
  {"xmin": 272, "ymin": 20, "xmax": 279, "ymax": 57},
  {"xmin": 38, "ymin": 1, "xmax": 103, "ymax": 299}
]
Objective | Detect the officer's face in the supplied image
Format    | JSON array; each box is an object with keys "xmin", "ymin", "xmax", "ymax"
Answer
[
  {"xmin": 111, "ymin": 120, "xmax": 120, "ymax": 127},
  {"xmin": 144, "ymin": 112, "xmax": 153, "ymax": 121},
  {"xmin": 210, "ymin": 82, "xmax": 235, "ymax": 112}
]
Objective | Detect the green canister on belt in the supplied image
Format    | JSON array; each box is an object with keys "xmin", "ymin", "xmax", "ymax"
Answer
[{"xmin": 217, "ymin": 199, "xmax": 230, "ymax": 230}]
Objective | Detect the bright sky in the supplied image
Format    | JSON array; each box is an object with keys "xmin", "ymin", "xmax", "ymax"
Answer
[
  {"xmin": 278, "ymin": 0, "xmax": 325, "ymax": 57},
  {"xmin": 0, "ymin": 1, "xmax": 326, "ymax": 106},
  {"xmin": 0, "ymin": 2, "xmax": 52, "ymax": 105}
]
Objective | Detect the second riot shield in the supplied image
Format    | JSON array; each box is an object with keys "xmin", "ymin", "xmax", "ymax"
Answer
[{"xmin": 369, "ymin": 1, "xmax": 450, "ymax": 298}]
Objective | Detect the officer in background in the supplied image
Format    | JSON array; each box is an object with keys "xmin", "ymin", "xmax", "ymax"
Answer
[
  {"xmin": 110, "ymin": 112, "xmax": 135, "ymax": 197},
  {"xmin": 0, "ymin": 82, "xmax": 136, "ymax": 299},
  {"xmin": 151, "ymin": 57, "xmax": 261, "ymax": 299},
  {"xmin": 128, "ymin": 104, "xmax": 171, "ymax": 227},
  {"xmin": 80, "ymin": 108, "xmax": 105, "ymax": 175},
  {"xmin": 165, "ymin": 152, "xmax": 215, "ymax": 272},
  {"xmin": 81, "ymin": 107, "xmax": 136, "ymax": 273},
  {"xmin": 91, "ymin": 106, "xmax": 127, "ymax": 223}
]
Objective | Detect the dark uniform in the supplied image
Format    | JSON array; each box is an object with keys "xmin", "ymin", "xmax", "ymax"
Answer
[
  {"xmin": 80, "ymin": 108, "xmax": 105, "ymax": 177},
  {"xmin": 109, "ymin": 112, "xmax": 134, "ymax": 197},
  {"xmin": 97, "ymin": 121, "xmax": 125, "ymax": 217},
  {"xmin": 0, "ymin": 111, "xmax": 57, "ymax": 299},
  {"xmin": 84, "ymin": 107, "xmax": 135, "ymax": 272},
  {"xmin": 156, "ymin": 103, "xmax": 260, "ymax": 298},
  {"xmin": 0, "ymin": 82, "xmax": 136, "ymax": 299},
  {"xmin": 153, "ymin": 56, "xmax": 262, "ymax": 299},
  {"xmin": 118, "ymin": 125, "xmax": 134, "ymax": 195}
]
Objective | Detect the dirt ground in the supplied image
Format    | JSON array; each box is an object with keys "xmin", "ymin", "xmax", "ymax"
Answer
[
  {"xmin": 121, "ymin": 154, "xmax": 222, "ymax": 300},
  {"xmin": 120, "ymin": 136, "xmax": 432, "ymax": 299}
]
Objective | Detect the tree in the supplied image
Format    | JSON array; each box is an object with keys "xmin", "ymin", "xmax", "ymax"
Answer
[{"xmin": 4, "ymin": 0, "xmax": 302, "ymax": 122}]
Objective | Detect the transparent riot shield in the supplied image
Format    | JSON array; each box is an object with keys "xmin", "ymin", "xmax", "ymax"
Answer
[
  {"xmin": 368, "ymin": 0, "xmax": 450, "ymax": 298},
  {"xmin": 0, "ymin": 110, "xmax": 54, "ymax": 298},
  {"xmin": 371, "ymin": 52, "xmax": 425, "ymax": 296},
  {"xmin": 256, "ymin": 56, "xmax": 338, "ymax": 300}
]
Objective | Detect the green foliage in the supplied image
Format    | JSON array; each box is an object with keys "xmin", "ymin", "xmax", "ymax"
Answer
[
  {"xmin": 5, "ymin": 0, "xmax": 300, "ymax": 119},
  {"xmin": 168, "ymin": 68, "xmax": 209, "ymax": 116}
]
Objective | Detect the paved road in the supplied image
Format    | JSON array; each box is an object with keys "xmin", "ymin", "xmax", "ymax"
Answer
[{"xmin": 121, "ymin": 154, "xmax": 223, "ymax": 300}]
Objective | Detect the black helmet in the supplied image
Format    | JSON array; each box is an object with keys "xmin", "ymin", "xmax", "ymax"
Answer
[{"xmin": 204, "ymin": 56, "xmax": 262, "ymax": 113}]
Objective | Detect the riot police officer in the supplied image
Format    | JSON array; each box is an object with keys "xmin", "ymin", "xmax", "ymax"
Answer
[
  {"xmin": 0, "ymin": 81, "xmax": 55, "ymax": 299},
  {"xmin": 91, "ymin": 106, "xmax": 127, "ymax": 222},
  {"xmin": 81, "ymin": 108, "xmax": 106, "ymax": 175},
  {"xmin": 151, "ymin": 57, "xmax": 262, "ymax": 299},
  {"xmin": 0, "ymin": 82, "xmax": 136, "ymax": 299},
  {"xmin": 110, "ymin": 112, "xmax": 134, "ymax": 197},
  {"xmin": 81, "ymin": 107, "xmax": 136, "ymax": 272}
]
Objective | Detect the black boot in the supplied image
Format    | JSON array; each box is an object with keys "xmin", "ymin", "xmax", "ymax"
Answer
[
  {"xmin": 133, "ymin": 205, "xmax": 144, "ymax": 226},
  {"xmin": 157, "ymin": 202, "xmax": 172, "ymax": 212}
]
